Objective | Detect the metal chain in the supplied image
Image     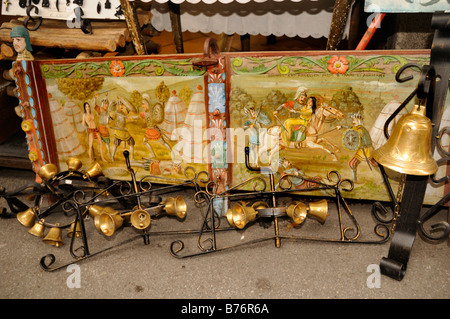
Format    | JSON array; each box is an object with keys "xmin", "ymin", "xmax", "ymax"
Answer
[{"xmin": 392, "ymin": 173, "xmax": 406, "ymax": 231}]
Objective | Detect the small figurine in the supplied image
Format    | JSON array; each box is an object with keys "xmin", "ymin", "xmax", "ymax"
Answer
[{"xmin": 10, "ymin": 26, "xmax": 34, "ymax": 61}]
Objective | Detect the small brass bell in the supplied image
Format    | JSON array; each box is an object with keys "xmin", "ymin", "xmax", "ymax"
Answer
[
  {"xmin": 38, "ymin": 163, "xmax": 58, "ymax": 181},
  {"xmin": 95, "ymin": 213, "xmax": 123, "ymax": 236},
  {"xmin": 286, "ymin": 201, "xmax": 308, "ymax": 225},
  {"xmin": 66, "ymin": 157, "xmax": 82, "ymax": 171},
  {"xmin": 226, "ymin": 202, "xmax": 257, "ymax": 229},
  {"xmin": 84, "ymin": 162, "xmax": 103, "ymax": 179},
  {"xmin": 163, "ymin": 196, "xmax": 187, "ymax": 219},
  {"xmin": 28, "ymin": 219, "xmax": 45, "ymax": 237},
  {"xmin": 130, "ymin": 209, "xmax": 151, "ymax": 229},
  {"xmin": 373, "ymin": 104, "xmax": 438, "ymax": 176},
  {"xmin": 251, "ymin": 201, "xmax": 269, "ymax": 211},
  {"xmin": 43, "ymin": 224, "xmax": 63, "ymax": 247},
  {"xmin": 307, "ymin": 199, "xmax": 328, "ymax": 224},
  {"xmin": 87, "ymin": 204, "xmax": 106, "ymax": 218},
  {"xmin": 17, "ymin": 207, "xmax": 36, "ymax": 228},
  {"xmin": 67, "ymin": 221, "xmax": 82, "ymax": 238}
]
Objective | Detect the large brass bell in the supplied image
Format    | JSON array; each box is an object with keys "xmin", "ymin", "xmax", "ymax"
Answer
[
  {"xmin": 67, "ymin": 221, "xmax": 82, "ymax": 238},
  {"xmin": 66, "ymin": 157, "xmax": 82, "ymax": 171},
  {"xmin": 43, "ymin": 223, "xmax": 63, "ymax": 247},
  {"xmin": 162, "ymin": 196, "xmax": 187, "ymax": 219},
  {"xmin": 373, "ymin": 104, "xmax": 438, "ymax": 176},
  {"xmin": 130, "ymin": 209, "xmax": 151, "ymax": 229},
  {"xmin": 17, "ymin": 207, "xmax": 36, "ymax": 227},
  {"xmin": 226, "ymin": 202, "xmax": 257, "ymax": 229},
  {"xmin": 28, "ymin": 219, "xmax": 45, "ymax": 237},
  {"xmin": 38, "ymin": 163, "xmax": 58, "ymax": 181},
  {"xmin": 84, "ymin": 162, "xmax": 103, "ymax": 179},
  {"xmin": 95, "ymin": 210, "xmax": 123, "ymax": 236}
]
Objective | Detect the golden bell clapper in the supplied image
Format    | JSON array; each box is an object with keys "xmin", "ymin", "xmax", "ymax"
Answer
[
  {"xmin": 373, "ymin": 104, "xmax": 438, "ymax": 176},
  {"xmin": 38, "ymin": 163, "xmax": 58, "ymax": 181},
  {"xmin": 17, "ymin": 207, "xmax": 36, "ymax": 227},
  {"xmin": 226, "ymin": 202, "xmax": 257, "ymax": 229},
  {"xmin": 130, "ymin": 209, "xmax": 151, "ymax": 229},
  {"xmin": 43, "ymin": 223, "xmax": 63, "ymax": 247},
  {"xmin": 66, "ymin": 157, "xmax": 83, "ymax": 172},
  {"xmin": 28, "ymin": 219, "xmax": 45, "ymax": 237},
  {"xmin": 163, "ymin": 196, "xmax": 187, "ymax": 219}
]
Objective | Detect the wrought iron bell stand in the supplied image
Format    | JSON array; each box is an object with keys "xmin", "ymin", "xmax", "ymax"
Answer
[
  {"xmin": 377, "ymin": 11, "xmax": 450, "ymax": 281},
  {"xmin": 1, "ymin": 150, "xmax": 217, "ymax": 272},
  {"xmin": 168, "ymin": 146, "xmax": 393, "ymax": 259}
]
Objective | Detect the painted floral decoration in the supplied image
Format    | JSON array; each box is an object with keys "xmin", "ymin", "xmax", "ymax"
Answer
[
  {"xmin": 110, "ymin": 60, "xmax": 125, "ymax": 77},
  {"xmin": 327, "ymin": 56, "xmax": 349, "ymax": 74}
]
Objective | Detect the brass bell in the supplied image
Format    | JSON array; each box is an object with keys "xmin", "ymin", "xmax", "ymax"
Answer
[
  {"xmin": 307, "ymin": 199, "xmax": 328, "ymax": 224},
  {"xmin": 67, "ymin": 221, "xmax": 82, "ymax": 238},
  {"xmin": 43, "ymin": 223, "xmax": 63, "ymax": 247},
  {"xmin": 95, "ymin": 212, "xmax": 123, "ymax": 236},
  {"xmin": 17, "ymin": 207, "xmax": 36, "ymax": 227},
  {"xmin": 38, "ymin": 163, "xmax": 58, "ymax": 181},
  {"xmin": 130, "ymin": 209, "xmax": 151, "ymax": 229},
  {"xmin": 163, "ymin": 196, "xmax": 187, "ymax": 219},
  {"xmin": 226, "ymin": 202, "xmax": 257, "ymax": 229},
  {"xmin": 251, "ymin": 201, "xmax": 269, "ymax": 210},
  {"xmin": 86, "ymin": 204, "xmax": 118, "ymax": 218},
  {"xmin": 286, "ymin": 201, "xmax": 308, "ymax": 225},
  {"xmin": 373, "ymin": 104, "xmax": 438, "ymax": 176},
  {"xmin": 84, "ymin": 162, "xmax": 103, "ymax": 179},
  {"xmin": 66, "ymin": 157, "xmax": 82, "ymax": 171},
  {"xmin": 28, "ymin": 219, "xmax": 45, "ymax": 237}
]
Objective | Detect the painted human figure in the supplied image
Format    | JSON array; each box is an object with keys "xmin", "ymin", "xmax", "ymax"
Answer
[
  {"xmin": 347, "ymin": 113, "xmax": 377, "ymax": 182},
  {"xmin": 110, "ymin": 99, "xmax": 135, "ymax": 162},
  {"xmin": 10, "ymin": 26, "xmax": 34, "ymax": 61},
  {"xmin": 273, "ymin": 87, "xmax": 314, "ymax": 147},
  {"xmin": 243, "ymin": 106, "xmax": 271, "ymax": 164},
  {"xmin": 93, "ymin": 93, "xmax": 112, "ymax": 159},
  {"xmin": 278, "ymin": 157, "xmax": 322, "ymax": 190},
  {"xmin": 82, "ymin": 102, "xmax": 108, "ymax": 163},
  {"xmin": 140, "ymin": 94, "xmax": 172, "ymax": 159}
]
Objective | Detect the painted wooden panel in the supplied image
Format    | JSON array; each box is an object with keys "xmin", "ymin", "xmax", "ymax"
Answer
[{"xmin": 12, "ymin": 50, "xmax": 448, "ymax": 206}]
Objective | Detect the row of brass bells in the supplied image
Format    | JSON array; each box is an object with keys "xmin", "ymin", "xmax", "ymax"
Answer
[
  {"xmin": 286, "ymin": 199, "xmax": 328, "ymax": 226},
  {"xmin": 129, "ymin": 195, "xmax": 187, "ymax": 230},
  {"xmin": 373, "ymin": 104, "xmax": 438, "ymax": 176},
  {"xmin": 38, "ymin": 158, "xmax": 102, "ymax": 181},
  {"xmin": 25, "ymin": 214, "xmax": 80, "ymax": 247},
  {"xmin": 88, "ymin": 205, "xmax": 123, "ymax": 236}
]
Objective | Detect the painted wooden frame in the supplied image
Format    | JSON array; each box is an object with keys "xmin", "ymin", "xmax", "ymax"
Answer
[{"xmin": 12, "ymin": 49, "xmax": 449, "ymax": 206}]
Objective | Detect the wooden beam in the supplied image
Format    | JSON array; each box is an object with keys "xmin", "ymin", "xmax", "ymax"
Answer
[{"xmin": 326, "ymin": 0, "xmax": 353, "ymax": 50}]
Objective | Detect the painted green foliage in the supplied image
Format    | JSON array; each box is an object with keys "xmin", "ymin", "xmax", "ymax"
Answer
[
  {"xmin": 231, "ymin": 55, "xmax": 429, "ymax": 75},
  {"xmin": 41, "ymin": 59, "xmax": 206, "ymax": 79}
]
